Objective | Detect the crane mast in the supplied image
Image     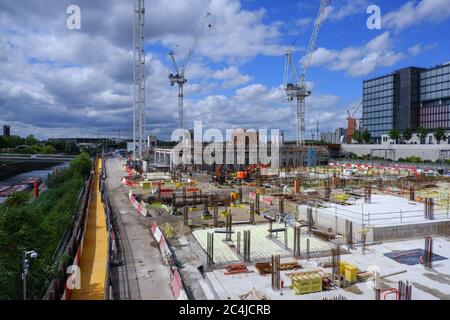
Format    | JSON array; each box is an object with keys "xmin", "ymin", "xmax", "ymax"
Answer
[
  {"xmin": 284, "ymin": 0, "xmax": 329, "ymax": 146},
  {"xmin": 169, "ymin": 12, "xmax": 211, "ymax": 130},
  {"xmin": 133, "ymin": 0, "xmax": 145, "ymax": 161}
]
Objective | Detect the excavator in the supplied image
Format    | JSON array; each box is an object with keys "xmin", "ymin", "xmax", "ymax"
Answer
[{"xmin": 235, "ymin": 164, "xmax": 270, "ymax": 184}]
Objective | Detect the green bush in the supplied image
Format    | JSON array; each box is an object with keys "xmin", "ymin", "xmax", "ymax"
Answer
[{"xmin": 0, "ymin": 153, "xmax": 92, "ymax": 299}]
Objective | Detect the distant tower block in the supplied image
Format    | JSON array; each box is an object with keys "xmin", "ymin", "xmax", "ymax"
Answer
[{"xmin": 2, "ymin": 125, "xmax": 10, "ymax": 137}]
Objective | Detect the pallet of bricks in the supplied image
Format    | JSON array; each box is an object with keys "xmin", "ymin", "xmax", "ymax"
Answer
[{"xmin": 288, "ymin": 270, "xmax": 324, "ymax": 295}]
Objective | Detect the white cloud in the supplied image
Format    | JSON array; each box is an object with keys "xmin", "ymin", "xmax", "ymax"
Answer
[
  {"xmin": 183, "ymin": 83, "xmax": 343, "ymax": 139},
  {"xmin": 295, "ymin": 17, "xmax": 313, "ymax": 28},
  {"xmin": 152, "ymin": 0, "xmax": 288, "ymax": 62},
  {"xmin": 384, "ymin": 0, "xmax": 450, "ymax": 31},
  {"xmin": 212, "ymin": 66, "xmax": 253, "ymax": 88},
  {"xmin": 309, "ymin": 32, "xmax": 405, "ymax": 77},
  {"xmin": 325, "ymin": 0, "xmax": 368, "ymax": 21},
  {"xmin": 0, "ymin": 0, "xmax": 291, "ymax": 139}
]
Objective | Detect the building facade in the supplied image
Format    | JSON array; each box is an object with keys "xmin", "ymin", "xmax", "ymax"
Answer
[
  {"xmin": 362, "ymin": 73, "xmax": 395, "ymax": 142},
  {"xmin": 2, "ymin": 125, "xmax": 10, "ymax": 137},
  {"xmin": 362, "ymin": 62, "xmax": 450, "ymax": 143},
  {"xmin": 321, "ymin": 127, "xmax": 347, "ymax": 144},
  {"xmin": 420, "ymin": 64, "xmax": 450, "ymax": 129}
]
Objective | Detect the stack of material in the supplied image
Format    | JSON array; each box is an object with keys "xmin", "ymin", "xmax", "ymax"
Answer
[
  {"xmin": 255, "ymin": 263, "xmax": 271, "ymax": 275},
  {"xmin": 313, "ymin": 227, "xmax": 336, "ymax": 241},
  {"xmin": 224, "ymin": 264, "xmax": 252, "ymax": 275},
  {"xmin": 288, "ymin": 270, "xmax": 324, "ymax": 295},
  {"xmin": 255, "ymin": 262, "xmax": 301, "ymax": 275}
]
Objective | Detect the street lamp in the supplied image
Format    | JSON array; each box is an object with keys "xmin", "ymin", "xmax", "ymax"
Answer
[{"xmin": 22, "ymin": 250, "xmax": 38, "ymax": 300}]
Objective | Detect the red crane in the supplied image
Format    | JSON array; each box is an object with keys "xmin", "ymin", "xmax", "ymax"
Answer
[{"xmin": 347, "ymin": 101, "xmax": 362, "ymax": 144}]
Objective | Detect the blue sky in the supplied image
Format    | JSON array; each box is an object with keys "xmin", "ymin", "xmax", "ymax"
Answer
[{"xmin": 1, "ymin": 0, "xmax": 450, "ymax": 140}]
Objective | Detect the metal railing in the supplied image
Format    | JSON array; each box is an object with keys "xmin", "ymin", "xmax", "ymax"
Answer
[{"xmin": 42, "ymin": 162, "xmax": 94, "ymax": 300}]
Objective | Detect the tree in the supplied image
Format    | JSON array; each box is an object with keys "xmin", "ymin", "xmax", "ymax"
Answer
[
  {"xmin": 6, "ymin": 135, "xmax": 24, "ymax": 148},
  {"xmin": 25, "ymin": 135, "xmax": 39, "ymax": 146},
  {"xmin": 0, "ymin": 152, "xmax": 93, "ymax": 299},
  {"xmin": 434, "ymin": 127, "xmax": 446, "ymax": 145},
  {"xmin": 0, "ymin": 136, "xmax": 7, "ymax": 150},
  {"xmin": 69, "ymin": 152, "xmax": 92, "ymax": 178},
  {"xmin": 401, "ymin": 128, "xmax": 413, "ymax": 143},
  {"xmin": 352, "ymin": 130, "xmax": 363, "ymax": 144},
  {"xmin": 64, "ymin": 141, "xmax": 79, "ymax": 155},
  {"xmin": 362, "ymin": 130, "xmax": 371, "ymax": 144},
  {"xmin": 42, "ymin": 145, "xmax": 56, "ymax": 155},
  {"xmin": 417, "ymin": 127, "xmax": 428, "ymax": 144},
  {"xmin": 388, "ymin": 128, "xmax": 401, "ymax": 144}
]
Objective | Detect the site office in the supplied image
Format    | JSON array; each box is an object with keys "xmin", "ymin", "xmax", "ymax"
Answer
[{"xmin": 171, "ymin": 121, "xmax": 281, "ymax": 169}]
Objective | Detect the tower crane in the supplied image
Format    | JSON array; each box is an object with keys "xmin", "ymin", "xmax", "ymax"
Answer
[
  {"xmin": 347, "ymin": 101, "xmax": 363, "ymax": 144},
  {"xmin": 169, "ymin": 12, "xmax": 212, "ymax": 130},
  {"xmin": 284, "ymin": 0, "xmax": 330, "ymax": 146},
  {"xmin": 133, "ymin": 0, "xmax": 145, "ymax": 161},
  {"xmin": 315, "ymin": 110, "xmax": 320, "ymax": 141},
  {"xmin": 310, "ymin": 111, "xmax": 320, "ymax": 141}
]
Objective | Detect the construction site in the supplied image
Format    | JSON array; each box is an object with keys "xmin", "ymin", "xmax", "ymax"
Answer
[
  {"xmin": 116, "ymin": 157, "xmax": 450, "ymax": 300},
  {"xmin": 119, "ymin": 0, "xmax": 450, "ymax": 301}
]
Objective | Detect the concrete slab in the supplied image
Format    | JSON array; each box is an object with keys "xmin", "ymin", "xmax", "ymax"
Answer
[
  {"xmin": 301, "ymin": 194, "xmax": 450, "ymax": 228},
  {"xmin": 207, "ymin": 237, "xmax": 450, "ymax": 300},
  {"xmin": 192, "ymin": 223, "xmax": 333, "ymax": 264}
]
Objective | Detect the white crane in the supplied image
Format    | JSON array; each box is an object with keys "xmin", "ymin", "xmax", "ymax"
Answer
[
  {"xmin": 133, "ymin": 0, "xmax": 145, "ymax": 161},
  {"xmin": 284, "ymin": 0, "xmax": 330, "ymax": 146},
  {"xmin": 169, "ymin": 12, "xmax": 212, "ymax": 130}
]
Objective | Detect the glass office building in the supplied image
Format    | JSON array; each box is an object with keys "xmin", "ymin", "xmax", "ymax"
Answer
[
  {"xmin": 420, "ymin": 63, "xmax": 450, "ymax": 129},
  {"xmin": 362, "ymin": 74, "xmax": 395, "ymax": 142},
  {"xmin": 362, "ymin": 62, "xmax": 450, "ymax": 142}
]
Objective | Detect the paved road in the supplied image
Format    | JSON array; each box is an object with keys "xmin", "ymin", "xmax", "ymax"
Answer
[{"xmin": 105, "ymin": 158, "xmax": 173, "ymax": 300}]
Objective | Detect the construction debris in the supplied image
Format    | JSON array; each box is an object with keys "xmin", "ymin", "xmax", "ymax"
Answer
[{"xmin": 255, "ymin": 262, "xmax": 301, "ymax": 275}]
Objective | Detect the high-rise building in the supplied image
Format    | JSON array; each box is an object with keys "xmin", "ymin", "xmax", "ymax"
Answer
[
  {"xmin": 2, "ymin": 125, "xmax": 10, "ymax": 137},
  {"xmin": 334, "ymin": 128, "xmax": 347, "ymax": 144},
  {"xmin": 362, "ymin": 62, "xmax": 450, "ymax": 143},
  {"xmin": 419, "ymin": 63, "xmax": 450, "ymax": 129},
  {"xmin": 362, "ymin": 74, "xmax": 395, "ymax": 142}
]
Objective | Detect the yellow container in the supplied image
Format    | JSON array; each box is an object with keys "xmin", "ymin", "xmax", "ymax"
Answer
[
  {"xmin": 338, "ymin": 262, "xmax": 349, "ymax": 275},
  {"xmin": 231, "ymin": 192, "xmax": 239, "ymax": 201},
  {"xmin": 344, "ymin": 265, "xmax": 358, "ymax": 283}
]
